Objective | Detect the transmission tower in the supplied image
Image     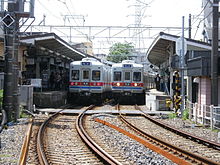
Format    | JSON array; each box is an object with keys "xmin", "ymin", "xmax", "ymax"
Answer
[{"xmin": 129, "ymin": 0, "xmax": 150, "ymax": 53}]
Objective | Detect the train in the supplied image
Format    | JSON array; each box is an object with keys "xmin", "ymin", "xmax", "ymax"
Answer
[
  {"xmin": 68, "ymin": 58, "xmax": 147, "ymax": 105},
  {"xmin": 68, "ymin": 57, "xmax": 112, "ymax": 104},
  {"xmin": 111, "ymin": 60, "xmax": 145, "ymax": 104}
]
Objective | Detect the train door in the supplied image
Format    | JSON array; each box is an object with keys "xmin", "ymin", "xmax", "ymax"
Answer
[
  {"xmin": 81, "ymin": 69, "xmax": 91, "ymax": 93},
  {"xmin": 123, "ymin": 70, "xmax": 132, "ymax": 95}
]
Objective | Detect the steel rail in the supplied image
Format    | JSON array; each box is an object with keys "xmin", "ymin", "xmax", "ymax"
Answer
[
  {"xmin": 0, "ymin": 109, "xmax": 7, "ymax": 133},
  {"xmin": 76, "ymin": 105, "xmax": 122, "ymax": 165},
  {"xmin": 18, "ymin": 118, "xmax": 33, "ymax": 165},
  {"xmin": 117, "ymin": 104, "xmax": 219, "ymax": 165},
  {"xmin": 37, "ymin": 110, "xmax": 64, "ymax": 165},
  {"xmin": 134, "ymin": 105, "xmax": 220, "ymax": 150}
]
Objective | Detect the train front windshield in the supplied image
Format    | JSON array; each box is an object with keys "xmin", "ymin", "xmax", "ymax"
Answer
[
  {"xmin": 92, "ymin": 70, "xmax": 100, "ymax": 81},
  {"xmin": 72, "ymin": 70, "xmax": 79, "ymax": 80},
  {"xmin": 113, "ymin": 72, "xmax": 121, "ymax": 81},
  {"xmin": 133, "ymin": 72, "xmax": 141, "ymax": 81}
]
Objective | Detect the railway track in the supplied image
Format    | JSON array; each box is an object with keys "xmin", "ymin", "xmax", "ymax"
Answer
[
  {"xmin": 19, "ymin": 104, "xmax": 220, "ymax": 164},
  {"xmin": 25, "ymin": 114, "xmax": 48, "ymax": 164},
  {"xmin": 21, "ymin": 105, "xmax": 128, "ymax": 164},
  {"xmin": 117, "ymin": 105, "xmax": 220, "ymax": 164}
]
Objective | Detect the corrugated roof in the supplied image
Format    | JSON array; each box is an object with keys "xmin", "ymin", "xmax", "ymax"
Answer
[
  {"xmin": 20, "ymin": 33, "xmax": 93, "ymax": 61},
  {"xmin": 146, "ymin": 32, "xmax": 212, "ymax": 66}
]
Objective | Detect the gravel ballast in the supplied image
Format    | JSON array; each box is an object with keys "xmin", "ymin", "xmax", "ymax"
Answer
[{"xmin": 0, "ymin": 106, "xmax": 219, "ymax": 165}]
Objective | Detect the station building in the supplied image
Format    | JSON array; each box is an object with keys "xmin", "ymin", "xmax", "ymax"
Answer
[
  {"xmin": 147, "ymin": 32, "xmax": 219, "ymax": 107},
  {"xmin": 0, "ymin": 32, "xmax": 97, "ymax": 108},
  {"xmin": 0, "ymin": 32, "xmax": 95, "ymax": 89}
]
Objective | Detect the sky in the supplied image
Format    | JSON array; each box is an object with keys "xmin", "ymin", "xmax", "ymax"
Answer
[
  {"xmin": 20, "ymin": 0, "xmax": 205, "ymax": 54},
  {"xmin": 33, "ymin": 0, "xmax": 203, "ymax": 26}
]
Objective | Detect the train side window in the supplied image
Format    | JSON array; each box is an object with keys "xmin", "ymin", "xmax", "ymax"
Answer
[
  {"xmin": 83, "ymin": 70, "xmax": 89, "ymax": 79},
  {"xmin": 133, "ymin": 72, "xmax": 141, "ymax": 81},
  {"xmin": 125, "ymin": 72, "xmax": 131, "ymax": 81},
  {"xmin": 114, "ymin": 71, "xmax": 121, "ymax": 81},
  {"xmin": 72, "ymin": 70, "xmax": 79, "ymax": 80},
  {"xmin": 92, "ymin": 70, "xmax": 100, "ymax": 81}
]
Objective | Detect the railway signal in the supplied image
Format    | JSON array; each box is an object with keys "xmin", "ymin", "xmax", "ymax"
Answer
[{"xmin": 173, "ymin": 71, "xmax": 181, "ymax": 113}]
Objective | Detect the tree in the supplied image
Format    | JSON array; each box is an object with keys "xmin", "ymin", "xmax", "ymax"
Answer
[{"xmin": 107, "ymin": 42, "xmax": 134, "ymax": 63}]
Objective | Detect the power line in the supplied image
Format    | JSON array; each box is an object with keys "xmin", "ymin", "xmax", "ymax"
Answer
[
  {"xmin": 36, "ymin": 0, "xmax": 62, "ymax": 21},
  {"xmin": 193, "ymin": 10, "xmax": 213, "ymax": 39},
  {"xmin": 191, "ymin": 0, "xmax": 209, "ymax": 26}
]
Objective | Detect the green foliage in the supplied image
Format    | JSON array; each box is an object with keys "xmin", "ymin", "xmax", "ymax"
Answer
[
  {"xmin": 107, "ymin": 42, "xmax": 134, "ymax": 63},
  {"xmin": 168, "ymin": 113, "xmax": 177, "ymax": 119},
  {"xmin": 212, "ymin": 129, "xmax": 219, "ymax": 133},
  {"xmin": 182, "ymin": 108, "xmax": 189, "ymax": 120},
  {"xmin": 19, "ymin": 106, "xmax": 30, "ymax": 118}
]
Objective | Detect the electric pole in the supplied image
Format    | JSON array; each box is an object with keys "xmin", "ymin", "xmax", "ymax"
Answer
[
  {"xmin": 1, "ymin": 0, "xmax": 35, "ymax": 122},
  {"xmin": 211, "ymin": 0, "xmax": 219, "ymax": 106}
]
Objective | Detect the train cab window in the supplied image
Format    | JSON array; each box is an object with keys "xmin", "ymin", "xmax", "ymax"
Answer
[
  {"xmin": 72, "ymin": 70, "xmax": 79, "ymax": 80},
  {"xmin": 92, "ymin": 70, "xmax": 100, "ymax": 81},
  {"xmin": 133, "ymin": 72, "xmax": 141, "ymax": 81},
  {"xmin": 83, "ymin": 70, "xmax": 89, "ymax": 79},
  {"xmin": 113, "ymin": 71, "xmax": 121, "ymax": 81},
  {"xmin": 125, "ymin": 72, "xmax": 131, "ymax": 81}
]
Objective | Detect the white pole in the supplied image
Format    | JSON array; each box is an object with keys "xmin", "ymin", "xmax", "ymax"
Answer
[{"xmin": 181, "ymin": 16, "xmax": 185, "ymax": 117}]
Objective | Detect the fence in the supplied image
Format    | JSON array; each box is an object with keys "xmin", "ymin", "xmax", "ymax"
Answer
[{"xmin": 186, "ymin": 101, "xmax": 220, "ymax": 130}]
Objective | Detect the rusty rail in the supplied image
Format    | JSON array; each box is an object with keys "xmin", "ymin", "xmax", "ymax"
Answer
[
  {"xmin": 134, "ymin": 105, "xmax": 220, "ymax": 150},
  {"xmin": 76, "ymin": 105, "xmax": 122, "ymax": 165},
  {"xmin": 116, "ymin": 104, "xmax": 219, "ymax": 165},
  {"xmin": 18, "ymin": 118, "xmax": 33, "ymax": 165}
]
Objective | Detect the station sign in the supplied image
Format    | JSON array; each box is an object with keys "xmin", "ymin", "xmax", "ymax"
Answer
[
  {"xmin": 176, "ymin": 37, "xmax": 187, "ymax": 56},
  {"xmin": 1, "ymin": 14, "xmax": 15, "ymax": 27},
  {"xmin": 123, "ymin": 64, "xmax": 132, "ymax": 68}
]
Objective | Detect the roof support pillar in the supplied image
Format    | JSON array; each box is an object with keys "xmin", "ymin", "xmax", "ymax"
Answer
[{"xmin": 211, "ymin": 0, "xmax": 219, "ymax": 106}]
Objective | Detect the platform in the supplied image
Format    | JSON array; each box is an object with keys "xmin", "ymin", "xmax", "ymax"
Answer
[
  {"xmin": 34, "ymin": 91, "xmax": 67, "ymax": 108},
  {"xmin": 145, "ymin": 89, "xmax": 170, "ymax": 111}
]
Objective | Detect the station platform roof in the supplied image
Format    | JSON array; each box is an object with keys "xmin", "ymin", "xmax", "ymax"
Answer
[
  {"xmin": 20, "ymin": 33, "xmax": 93, "ymax": 61},
  {"xmin": 146, "ymin": 32, "xmax": 213, "ymax": 66}
]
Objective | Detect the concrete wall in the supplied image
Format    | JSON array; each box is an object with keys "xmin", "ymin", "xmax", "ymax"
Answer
[{"xmin": 33, "ymin": 91, "xmax": 67, "ymax": 108}]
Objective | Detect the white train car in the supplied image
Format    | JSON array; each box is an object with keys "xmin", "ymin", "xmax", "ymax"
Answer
[
  {"xmin": 111, "ymin": 60, "xmax": 145, "ymax": 104},
  {"xmin": 69, "ymin": 57, "xmax": 111, "ymax": 104}
]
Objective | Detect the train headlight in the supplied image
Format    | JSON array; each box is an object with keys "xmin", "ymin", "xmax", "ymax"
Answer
[
  {"xmin": 116, "ymin": 82, "xmax": 120, "ymax": 86},
  {"xmin": 134, "ymin": 83, "xmax": 138, "ymax": 87}
]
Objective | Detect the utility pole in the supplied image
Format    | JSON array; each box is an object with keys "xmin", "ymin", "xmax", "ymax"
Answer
[
  {"xmin": 1, "ymin": 0, "xmax": 35, "ymax": 122},
  {"xmin": 2, "ymin": 0, "xmax": 18, "ymax": 122},
  {"xmin": 180, "ymin": 16, "xmax": 185, "ymax": 116},
  {"xmin": 188, "ymin": 14, "xmax": 191, "ymax": 39},
  {"xmin": 211, "ymin": 0, "xmax": 219, "ymax": 106}
]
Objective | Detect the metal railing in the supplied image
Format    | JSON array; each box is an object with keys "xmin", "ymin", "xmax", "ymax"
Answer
[{"xmin": 186, "ymin": 101, "xmax": 220, "ymax": 130}]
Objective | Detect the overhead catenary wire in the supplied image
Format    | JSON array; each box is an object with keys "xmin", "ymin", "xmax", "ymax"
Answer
[
  {"xmin": 56, "ymin": 0, "xmax": 91, "ymax": 42},
  {"xmin": 193, "ymin": 10, "xmax": 213, "ymax": 39},
  {"xmin": 191, "ymin": 0, "xmax": 209, "ymax": 26},
  {"xmin": 36, "ymin": 0, "xmax": 62, "ymax": 22}
]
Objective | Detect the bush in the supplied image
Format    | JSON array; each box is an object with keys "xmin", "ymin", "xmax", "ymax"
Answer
[
  {"xmin": 168, "ymin": 113, "xmax": 177, "ymax": 119},
  {"xmin": 182, "ymin": 108, "xmax": 189, "ymax": 120}
]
